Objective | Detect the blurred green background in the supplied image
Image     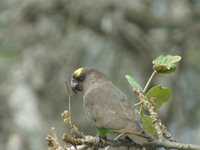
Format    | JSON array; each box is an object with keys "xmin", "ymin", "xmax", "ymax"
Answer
[{"xmin": 1, "ymin": 0, "xmax": 200, "ymax": 149}]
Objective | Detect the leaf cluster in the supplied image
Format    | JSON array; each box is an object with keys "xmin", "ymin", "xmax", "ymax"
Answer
[{"xmin": 125, "ymin": 55, "xmax": 181, "ymax": 136}]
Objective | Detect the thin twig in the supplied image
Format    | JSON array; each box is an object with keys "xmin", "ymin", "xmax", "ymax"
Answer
[
  {"xmin": 134, "ymin": 101, "xmax": 143, "ymax": 106},
  {"xmin": 46, "ymin": 128, "xmax": 62, "ymax": 149},
  {"xmin": 61, "ymin": 110, "xmax": 83, "ymax": 138},
  {"xmin": 51, "ymin": 127, "xmax": 61, "ymax": 147},
  {"xmin": 143, "ymin": 71, "xmax": 156, "ymax": 93},
  {"xmin": 64, "ymin": 79, "xmax": 72, "ymax": 117}
]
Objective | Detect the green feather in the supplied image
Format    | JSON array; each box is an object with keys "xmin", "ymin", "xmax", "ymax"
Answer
[{"xmin": 96, "ymin": 127, "xmax": 112, "ymax": 138}]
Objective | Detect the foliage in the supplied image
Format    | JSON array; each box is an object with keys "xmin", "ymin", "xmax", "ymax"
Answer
[
  {"xmin": 126, "ymin": 55, "xmax": 181, "ymax": 136},
  {"xmin": 146, "ymin": 86, "xmax": 172, "ymax": 109},
  {"xmin": 125, "ymin": 75, "xmax": 143, "ymax": 91},
  {"xmin": 141, "ymin": 113, "xmax": 156, "ymax": 136},
  {"xmin": 152, "ymin": 55, "xmax": 181, "ymax": 74}
]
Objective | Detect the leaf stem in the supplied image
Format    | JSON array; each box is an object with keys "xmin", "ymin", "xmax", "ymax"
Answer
[{"xmin": 143, "ymin": 71, "xmax": 156, "ymax": 93}]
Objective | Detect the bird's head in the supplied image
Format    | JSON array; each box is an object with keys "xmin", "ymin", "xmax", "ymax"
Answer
[
  {"xmin": 71, "ymin": 67, "xmax": 107, "ymax": 93},
  {"xmin": 71, "ymin": 67, "xmax": 87, "ymax": 93}
]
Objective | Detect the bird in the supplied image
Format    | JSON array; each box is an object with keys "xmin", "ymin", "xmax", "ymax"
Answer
[{"xmin": 70, "ymin": 67, "xmax": 153, "ymax": 145}]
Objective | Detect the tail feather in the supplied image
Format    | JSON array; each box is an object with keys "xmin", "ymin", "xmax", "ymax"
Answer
[
  {"xmin": 127, "ymin": 133, "xmax": 153, "ymax": 145},
  {"xmin": 127, "ymin": 133, "xmax": 157, "ymax": 150}
]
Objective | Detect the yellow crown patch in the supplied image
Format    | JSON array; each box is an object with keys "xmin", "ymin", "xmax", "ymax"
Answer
[{"xmin": 74, "ymin": 67, "xmax": 83, "ymax": 77}]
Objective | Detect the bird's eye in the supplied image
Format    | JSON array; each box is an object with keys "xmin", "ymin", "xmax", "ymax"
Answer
[{"xmin": 78, "ymin": 73, "xmax": 86, "ymax": 81}]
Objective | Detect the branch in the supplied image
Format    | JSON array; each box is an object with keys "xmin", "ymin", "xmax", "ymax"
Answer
[
  {"xmin": 134, "ymin": 89, "xmax": 175, "ymax": 141},
  {"xmin": 62, "ymin": 134, "xmax": 141, "ymax": 149},
  {"xmin": 144, "ymin": 141, "xmax": 200, "ymax": 150},
  {"xmin": 61, "ymin": 133, "xmax": 200, "ymax": 150}
]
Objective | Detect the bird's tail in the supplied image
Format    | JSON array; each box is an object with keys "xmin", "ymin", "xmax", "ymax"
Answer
[{"xmin": 127, "ymin": 131, "xmax": 154, "ymax": 145}]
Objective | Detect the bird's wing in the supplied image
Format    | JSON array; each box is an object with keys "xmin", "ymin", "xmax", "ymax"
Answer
[{"xmin": 83, "ymin": 81, "xmax": 139, "ymax": 130}]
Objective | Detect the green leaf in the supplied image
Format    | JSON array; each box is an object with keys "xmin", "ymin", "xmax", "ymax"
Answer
[
  {"xmin": 141, "ymin": 113, "xmax": 156, "ymax": 136},
  {"xmin": 146, "ymin": 86, "xmax": 172, "ymax": 109},
  {"xmin": 125, "ymin": 75, "xmax": 143, "ymax": 91},
  {"xmin": 152, "ymin": 55, "xmax": 181, "ymax": 74}
]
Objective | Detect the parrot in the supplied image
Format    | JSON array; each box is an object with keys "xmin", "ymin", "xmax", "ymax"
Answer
[{"xmin": 70, "ymin": 67, "xmax": 153, "ymax": 145}]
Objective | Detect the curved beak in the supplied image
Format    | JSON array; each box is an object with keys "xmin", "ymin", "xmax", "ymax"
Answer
[{"xmin": 71, "ymin": 77, "xmax": 79, "ymax": 93}]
